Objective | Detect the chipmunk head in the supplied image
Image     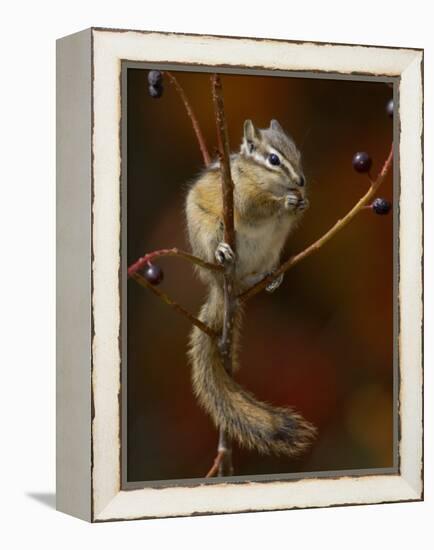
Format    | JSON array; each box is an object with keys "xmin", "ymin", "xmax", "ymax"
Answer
[{"xmin": 240, "ymin": 119, "xmax": 305, "ymax": 195}]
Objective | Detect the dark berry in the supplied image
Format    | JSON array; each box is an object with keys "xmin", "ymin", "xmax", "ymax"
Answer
[
  {"xmin": 352, "ymin": 152, "xmax": 372, "ymax": 173},
  {"xmin": 268, "ymin": 153, "xmax": 280, "ymax": 166},
  {"xmin": 144, "ymin": 264, "xmax": 164, "ymax": 285},
  {"xmin": 148, "ymin": 70, "xmax": 163, "ymax": 86},
  {"xmin": 386, "ymin": 99, "xmax": 394, "ymax": 118},
  {"xmin": 372, "ymin": 198, "xmax": 392, "ymax": 215},
  {"xmin": 148, "ymin": 84, "xmax": 163, "ymax": 98}
]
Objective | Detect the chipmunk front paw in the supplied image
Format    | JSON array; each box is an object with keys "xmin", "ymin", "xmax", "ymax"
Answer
[
  {"xmin": 284, "ymin": 192, "xmax": 300, "ymax": 210},
  {"xmin": 215, "ymin": 242, "xmax": 235, "ymax": 265},
  {"xmin": 285, "ymin": 192, "xmax": 309, "ymax": 212}
]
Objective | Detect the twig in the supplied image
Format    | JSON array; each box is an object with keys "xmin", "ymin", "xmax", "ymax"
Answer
[
  {"xmin": 217, "ymin": 425, "xmax": 234, "ymax": 477},
  {"xmin": 131, "ymin": 273, "xmax": 218, "ymax": 339},
  {"xmin": 239, "ymin": 144, "xmax": 394, "ymax": 304},
  {"xmin": 128, "ymin": 247, "xmax": 223, "ymax": 278},
  {"xmin": 211, "ymin": 73, "xmax": 237, "ymax": 359},
  {"xmin": 165, "ymin": 71, "xmax": 211, "ymax": 167},
  {"xmin": 211, "ymin": 73, "xmax": 236, "ymax": 476},
  {"xmin": 205, "ymin": 450, "xmax": 225, "ymax": 478},
  {"xmin": 205, "ymin": 430, "xmax": 234, "ymax": 478},
  {"xmin": 210, "ymin": 75, "xmax": 236, "ymax": 250}
]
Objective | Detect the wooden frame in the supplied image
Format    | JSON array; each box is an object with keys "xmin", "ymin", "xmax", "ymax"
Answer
[{"xmin": 56, "ymin": 27, "xmax": 423, "ymax": 522}]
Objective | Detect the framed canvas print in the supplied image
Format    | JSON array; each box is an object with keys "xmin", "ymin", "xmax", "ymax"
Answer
[{"xmin": 56, "ymin": 28, "xmax": 423, "ymax": 522}]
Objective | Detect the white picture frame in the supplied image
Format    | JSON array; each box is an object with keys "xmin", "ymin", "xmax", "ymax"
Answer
[{"xmin": 56, "ymin": 27, "xmax": 423, "ymax": 522}]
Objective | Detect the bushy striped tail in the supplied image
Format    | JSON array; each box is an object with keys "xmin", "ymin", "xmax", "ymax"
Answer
[{"xmin": 188, "ymin": 287, "xmax": 316, "ymax": 456}]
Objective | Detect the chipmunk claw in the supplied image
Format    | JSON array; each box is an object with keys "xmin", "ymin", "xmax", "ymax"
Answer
[
  {"xmin": 266, "ymin": 273, "xmax": 284, "ymax": 293},
  {"xmin": 285, "ymin": 192, "xmax": 300, "ymax": 210},
  {"xmin": 285, "ymin": 192, "xmax": 309, "ymax": 213},
  {"xmin": 215, "ymin": 242, "xmax": 235, "ymax": 265},
  {"xmin": 297, "ymin": 197, "xmax": 310, "ymax": 212}
]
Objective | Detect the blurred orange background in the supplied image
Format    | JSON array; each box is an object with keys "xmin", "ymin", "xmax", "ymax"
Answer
[{"xmin": 126, "ymin": 68, "xmax": 394, "ymax": 482}]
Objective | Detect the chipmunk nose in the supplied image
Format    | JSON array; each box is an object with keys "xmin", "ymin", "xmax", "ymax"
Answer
[{"xmin": 297, "ymin": 175, "xmax": 305, "ymax": 187}]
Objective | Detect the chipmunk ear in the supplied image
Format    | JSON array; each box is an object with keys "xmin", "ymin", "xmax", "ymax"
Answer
[
  {"xmin": 244, "ymin": 119, "xmax": 260, "ymax": 143},
  {"xmin": 269, "ymin": 119, "xmax": 283, "ymax": 133}
]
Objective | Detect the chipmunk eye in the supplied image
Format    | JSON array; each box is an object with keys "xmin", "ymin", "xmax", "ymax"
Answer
[{"xmin": 268, "ymin": 153, "xmax": 280, "ymax": 166}]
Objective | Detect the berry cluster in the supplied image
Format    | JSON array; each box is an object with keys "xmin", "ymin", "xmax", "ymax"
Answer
[
  {"xmin": 351, "ymin": 98, "xmax": 393, "ymax": 216},
  {"xmin": 148, "ymin": 70, "xmax": 164, "ymax": 98}
]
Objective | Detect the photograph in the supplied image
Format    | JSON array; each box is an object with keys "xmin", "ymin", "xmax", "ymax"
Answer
[{"xmin": 125, "ymin": 66, "xmax": 395, "ymax": 484}]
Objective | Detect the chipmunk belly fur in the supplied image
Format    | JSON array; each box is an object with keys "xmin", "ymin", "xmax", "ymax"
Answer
[
  {"xmin": 235, "ymin": 215, "xmax": 293, "ymax": 286},
  {"xmin": 186, "ymin": 120, "xmax": 316, "ymax": 457}
]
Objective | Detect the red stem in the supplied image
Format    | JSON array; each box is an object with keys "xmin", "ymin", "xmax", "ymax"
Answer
[
  {"xmin": 165, "ymin": 72, "xmax": 211, "ymax": 167},
  {"xmin": 205, "ymin": 450, "xmax": 225, "ymax": 478},
  {"xmin": 128, "ymin": 247, "xmax": 223, "ymax": 278},
  {"xmin": 131, "ymin": 273, "xmax": 218, "ymax": 339}
]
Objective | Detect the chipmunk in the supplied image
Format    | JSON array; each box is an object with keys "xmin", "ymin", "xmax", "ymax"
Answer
[{"xmin": 186, "ymin": 119, "xmax": 316, "ymax": 456}]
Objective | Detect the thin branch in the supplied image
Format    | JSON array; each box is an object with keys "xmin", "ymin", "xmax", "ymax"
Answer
[
  {"xmin": 128, "ymin": 247, "xmax": 223, "ymax": 278},
  {"xmin": 205, "ymin": 450, "xmax": 225, "ymax": 478},
  {"xmin": 205, "ymin": 431, "xmax": 234, "ymax": 478},
  {"xmin": 131, "ymin": 273, "xmax": 218, "ymax": 339},
  {"xmin": 217, "ymin": 425, "xmax": 234, "ymax": 477},
  {"xmin": 165, "ymin": 71, "xmax": 211, "ymax": 167},
  {"xmin": 211, "ymin": 74, "xmax": 236, "ymax": 250},
  {"xmin": 211, "ymin": 74, "xmax": 237, "ymax": 361},
  {"xmin": 211, "ymin": 73, "xmax": 236, "ymax": 477},
  {"xmin": 239, "ymin": 144, "xmax": 394, "ymax": 304}
]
